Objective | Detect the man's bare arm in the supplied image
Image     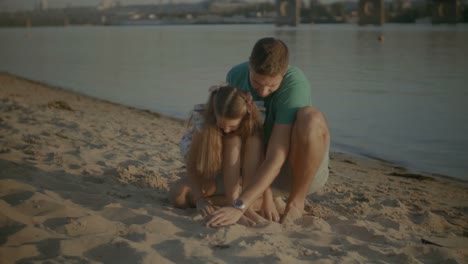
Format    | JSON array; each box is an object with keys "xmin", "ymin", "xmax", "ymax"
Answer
[{"xmin": 238, "ymin": 124, "xmax": 292, "ymax": 208}]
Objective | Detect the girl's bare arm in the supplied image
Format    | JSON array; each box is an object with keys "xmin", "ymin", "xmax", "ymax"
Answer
[{"xmin": 186, "ymin": 130, "xmax": 207, "ymax": 202}]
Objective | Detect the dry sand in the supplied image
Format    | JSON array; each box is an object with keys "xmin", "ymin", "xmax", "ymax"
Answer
[{"xmin": 0, "ymin": 72, "xmax": 467, "ymax": 263}]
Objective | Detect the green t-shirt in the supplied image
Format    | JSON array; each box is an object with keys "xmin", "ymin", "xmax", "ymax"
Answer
[{"xmin": 226, "ymin": 62, "xmax": 312, "ymax": 143}]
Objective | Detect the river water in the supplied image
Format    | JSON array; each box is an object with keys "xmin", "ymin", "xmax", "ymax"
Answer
[{"xmin": 0, "ymin": 24, "xmax": 467, "ymax": 180}]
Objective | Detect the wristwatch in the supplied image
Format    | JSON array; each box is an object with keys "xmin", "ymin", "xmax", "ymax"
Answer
[{"xmin": 232, "ymin": 199, "xmax": 245, "ymax": 211}]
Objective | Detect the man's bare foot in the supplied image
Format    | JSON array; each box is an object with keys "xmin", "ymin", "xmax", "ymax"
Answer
[{"xmin": 280, "ymin": 204, "xmax": 305, "ymax": 225}]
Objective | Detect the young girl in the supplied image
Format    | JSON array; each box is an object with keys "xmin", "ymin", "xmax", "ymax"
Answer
[{"xmin": 169, "ymin": 84, "xmax": 279, "ymax": 225}]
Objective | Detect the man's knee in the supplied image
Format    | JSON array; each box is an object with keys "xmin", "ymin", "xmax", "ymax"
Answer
[{"xmin": 295, "ymin": 107, "xmax": 329, "ymax": 141}]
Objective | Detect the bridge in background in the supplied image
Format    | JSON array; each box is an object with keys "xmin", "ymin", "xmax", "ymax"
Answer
[
  {"xmin": 276, "ymin": 0, "xmax": 464, "ymax": 26},
  {"xmin": 276, "ymin": 0, "xmax": 301, "ymax": 26}
]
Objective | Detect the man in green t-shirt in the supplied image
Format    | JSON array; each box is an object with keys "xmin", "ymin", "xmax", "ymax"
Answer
[{"xmin": 206, "ymin": 37, "xmax": 330, "ymax": 227}]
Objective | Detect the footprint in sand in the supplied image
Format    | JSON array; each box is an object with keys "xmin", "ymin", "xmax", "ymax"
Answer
[
  {"xmin": 0, "ymin": 216, "xmax": 27, "ymax": 245},
  {"xmin": 47, "ymin": 100, "xmax": 74, "ymax": 111},
  {"xmin": 121, "ymin": 231, "xmax": 146, "ymax": 242},
  {"xmin": 1, "ymin": 191, "xmax": 35, "ymax": 206},
  {"xmin": 152, "ymin": 240, "xmax": 188, "ymax": 263},
  {"xmin": 43, "ymin": 217, "xmax": 75, "ymax": 233},
  {"xmin": 103, "ymin": 152, "xmax": 116, "ymax": 160},
  {"xmin": 100, "ymin": 207, "xmax": 153, "ymax": 225},
  {"xmin": 85, "ymin": 241, "xmax": 144, "ymax": 264},
  {"xmin": 22, "ymin": 134, "xmax": 42, "ymax": 144},
  {"xmin": 49, "ymin": 118, "xmax": 79, "ymax": 130},
  {"xmin": 381, "ymin": 198, "xmax": 405, "ymax": 208},
  {"xmin": 0, "ymin": 147, "xmax": 11, "ymax": 154}
]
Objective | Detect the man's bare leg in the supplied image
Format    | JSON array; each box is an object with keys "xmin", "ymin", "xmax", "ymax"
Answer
[{"xmin": 282, "ymin": 107, "xmax": 330, "ymax": 224}]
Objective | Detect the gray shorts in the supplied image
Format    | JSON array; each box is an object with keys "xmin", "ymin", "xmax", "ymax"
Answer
[{"xmin": 271, "ymin": 143, "xmax": 330, "ymax": 195}]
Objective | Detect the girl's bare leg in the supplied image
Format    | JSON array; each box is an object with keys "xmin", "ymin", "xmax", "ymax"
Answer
[{"xmin": 168, "ymin": 178, "xmax": 217, "ymax": 208}]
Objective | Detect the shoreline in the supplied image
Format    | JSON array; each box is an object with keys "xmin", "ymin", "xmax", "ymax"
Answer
[
  {"xmin": 333, "ymin": 146, "xmax": 468, "ymax": 184},
  {"xmin": 1, "ymin": 72, "xmax": 467, "ymax": 263},
  {"xmin": 2, "ymin": 71, "xmax": 465, "ymax": 184}
]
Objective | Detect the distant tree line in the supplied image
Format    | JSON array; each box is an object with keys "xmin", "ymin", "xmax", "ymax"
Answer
[{"xmin": 300, "ymin": 0, "xmax": 467, "ymax": 24}]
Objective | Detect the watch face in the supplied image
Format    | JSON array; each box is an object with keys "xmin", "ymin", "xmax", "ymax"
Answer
[{"xmin": 233, "ymin": 199, "xmax": 245, "ymax": 209}]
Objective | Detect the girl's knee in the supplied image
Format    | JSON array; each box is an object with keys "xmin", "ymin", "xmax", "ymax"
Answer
[{"xmin": 223, "ymin": 134, "xmax": 242, "ymax": 147}]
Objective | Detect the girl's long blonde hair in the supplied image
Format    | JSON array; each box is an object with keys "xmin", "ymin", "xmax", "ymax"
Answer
[{"xmin": 187, "ymin": 85, "xmax": 263, "ymax": 180}]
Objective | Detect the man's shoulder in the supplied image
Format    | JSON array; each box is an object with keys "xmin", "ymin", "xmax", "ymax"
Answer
[
  {"xmin": 284, "ymin": 66, "xmax": 308, "ymax": 81},
  {"xmin": 279, "ymin": 66, "xmax": 309, "ymax": 91},
  {"xmin": 274, "ymin": 66, "xmax": 311, "ymax": 106}
]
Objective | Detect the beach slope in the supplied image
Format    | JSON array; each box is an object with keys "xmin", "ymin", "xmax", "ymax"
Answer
[{"xmin": 0, "ymin": 73, "xmax": 467, "ymax": 263}]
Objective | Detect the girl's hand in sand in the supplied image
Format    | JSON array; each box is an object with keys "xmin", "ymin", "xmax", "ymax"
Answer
[
  {"xmin": 196, "ymin": 199, "xmax": 215, "ymax": 217},
  {"xmin": 260, "ymin": 195, "xmax": 280, "ymax": 222},
  {"xmin": 205, "ymin": 206, "xmax": 243, "ymax": 227}
]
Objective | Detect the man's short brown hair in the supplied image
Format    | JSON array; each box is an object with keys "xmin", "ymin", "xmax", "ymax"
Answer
[{"xmin": 249, "ymin": 37, "xmax": 289, "ymax": 76}]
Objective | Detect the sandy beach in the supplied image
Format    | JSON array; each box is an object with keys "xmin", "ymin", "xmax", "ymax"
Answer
[{"xmin": 0, "ymin": 72, "xmax": 467, "ymax": 263}]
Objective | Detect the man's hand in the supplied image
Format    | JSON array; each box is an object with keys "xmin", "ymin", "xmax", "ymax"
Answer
[
  {"xmin": 205, "ymin": 206, "xmax": 243, "ymax": 227},
  {"xmin": 196, "ymin": 199, "xmax": 215, "ymax": 217},
  {"xmin": 280, "ymin": 204, "xmax": 304, "ymax": 225}
]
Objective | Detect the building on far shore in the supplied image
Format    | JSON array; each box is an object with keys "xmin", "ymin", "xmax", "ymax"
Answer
[{"xmin": 35, "ymin": 0, "xmax": 48, "ymax": 11}]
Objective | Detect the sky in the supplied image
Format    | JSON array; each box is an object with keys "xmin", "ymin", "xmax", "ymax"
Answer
[{"xmin": 0, "ymin": 0, "xmax": 288, "ymax": 12}]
